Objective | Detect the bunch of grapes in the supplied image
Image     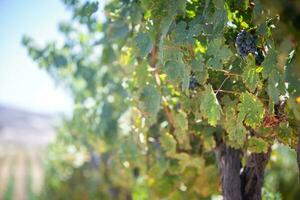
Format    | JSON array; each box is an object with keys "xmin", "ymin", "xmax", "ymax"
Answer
[
  {"xmin": 236, "ymin": 30, "xmax": 265, "ymax": 65},
  {"xmin": 236, "ymin": 30, "xmax": 257, "ymax": 57},
  {"xmin": 189, "ymin": 74, "xmax": 200, "ymax": 90}
]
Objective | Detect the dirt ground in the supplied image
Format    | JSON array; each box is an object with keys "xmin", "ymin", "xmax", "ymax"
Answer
[
  {"xmin": 0, "ymin": 145, "xmax": 46, "ymax": 200},
  {"xmin": 0, "ymin": 106, "xmax": 56, "ymax": 200}
]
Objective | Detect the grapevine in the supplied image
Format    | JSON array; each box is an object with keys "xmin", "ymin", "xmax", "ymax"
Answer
[{"xmin": 22, "ymin": 0, "xmax": 300, "ymax": 199}]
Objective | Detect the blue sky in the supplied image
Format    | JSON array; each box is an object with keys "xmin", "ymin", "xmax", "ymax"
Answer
[{"xmin": 0, "ymin": 0, "xmax": 73, "ymax": 114}]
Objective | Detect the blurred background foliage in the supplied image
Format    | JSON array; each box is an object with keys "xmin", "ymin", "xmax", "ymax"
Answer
[{"xmin": 22, "ymin": 0, "xmax": 300, "ymax": 199}]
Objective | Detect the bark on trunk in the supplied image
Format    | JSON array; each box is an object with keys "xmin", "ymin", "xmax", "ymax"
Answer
[
  {"xmin": 216, "ymin": 142, "xmax": 243, "ymax": 200},
  {"xmin": 216, "ymin": 142, "xmax": 271, "ymax": 200},
  {"xmin": 240, "ymin": 150, "xmax": 271, "ymax": 200},
  {"xmin": 297, "ymin": 130, "xmax": 300, "ymax": 182}
]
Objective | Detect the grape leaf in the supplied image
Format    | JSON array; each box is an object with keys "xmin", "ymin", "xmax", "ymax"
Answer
[
  {"xmin": 164, "ymin": 60, "xmax": 187, "ymax": 85},
  {"xmin": 108, "ymin": 21, "xmax": 130, "ymax": 41},
  {"xmin": 160, "ymin": 132, "xmax": 177, "ymax": 156},
  {"xmin": 213, "ymin": 0, "xmax": 225, "ymax": 9},
  {"xmin": 77, "ymin": 1, "xmax": 98, "ymax": 17},
  {"xmin": 159, "ymin": 0, "xmax": 186, "ymax": 38},
  {"xmin": 140, "ymin": 85, "xmax": 161, "ymax": 117},
  {"xmin": 148, "ymin": 157, "xmax": 169, "ymax": 178},
  {"xmin": 200, "ymin": 84, "xmax": 222, "ymax": 126},
  {"xmin": 261, "ymin": 46, "xmax": 286, "ymax": 103},
  {"xmin": 207, "ymin": 57, "xmax": 223, "ymax": 70},
  {"xmin": 119, "ymin": 139, "xmax": 141, "ymax": 164},
  {"xmin": 135, "ymin": 61, "xmax": 149, "ymax": 87},
  {"xmin": 170, "ymin": 153, "xmax": 204, "ymax": 174},
  {"xmin": 247, "ymin": 137, "xmax": 269, "ymax": 153},
  {"xmin": 276, "ymin": 123, "xmax": 294, "ymax": 145},
  {"xmin": 163, "ymin": 46, "xmax": 183, "ymax": 63},
  {"xmin": 135, "ymin": 32, "xmax": 153, "ymax": 58},
  {"xmin": 224, "ymin": 104, "xmax": 247, "ymax": 147},
  {"xmin": 212, "ymin": 9, "xmax": 227, "ymax": 34},
  {"xmin": 194, "ymin": 165, "xmax": 219, "ymax": 197},
  {"xmin": 174, "ymin": 111, "xmax": 188, "ymax": 130},
  {"xmin": 160, "ymin": 14, "xmax": 174, "ymax": 37},
  {"xmin": 242, "ymin": 55, "xmax": 261, "ymax": 93},
  {"xmin": 238, "ymin": 92, "xmax": 265, "ymax": 128},
  {"xmin": 190, "ymin": 53, "xmax": 205, "ymax": 72},
  {"xmin": 261, "ymin": 46, "xmax": 277, "ymax": 79},
  {"xmin": 172, "ymin": 21, "xmax": 195, "ymax": 45},
  {"xmin": 267, "ymin": 70, "xmax": 286, "ymax": 104},
  {"xmin": 174, "ymin": 111, "xmax": 191, "ymax": 150},
  {"xmin": 206, "ymin": 38, "xmax": 233, "ymax": 70},
  {"xmin": 132, "ymin": 182, "xmax": 149, "ymax": 200}
]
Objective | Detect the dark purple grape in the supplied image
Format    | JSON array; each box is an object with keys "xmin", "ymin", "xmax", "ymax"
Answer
[
  {"xmin": 236, "ymin": 30, "xmax": 257, "ymax": 57},
  {"xmin": 189, "ymin": 75, "xmax": 200, "ymax": 90},
  {"xmin": 236, "ymin": 30, "xmax": 265, "ymax": 66}
]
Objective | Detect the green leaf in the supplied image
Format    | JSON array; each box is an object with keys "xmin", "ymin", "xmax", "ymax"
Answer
[
  {"xmin": 119, "ymin": 139, "xmax": 141, "ymax": 164},
  {"xmin": 207, "ymin": 57, "xmax": 223, "ymax": 70},
  {"xmin": 200, "ymin": 84, "xmax": 222, "ymax": 126},
  {"xmin": 242, "ymin": 55, "xmax": 261, "ymax": 93},
  {"xmin": 54, "ymin": 54, "xmax": 68, "ymax": 68},
  {"xmin": 276, "ymin": 123, "xmax": 294, "ymax": 145},
  {"xmin": 101, "ymin": 46, "xmax": 116, "ymax": 64},
  {"xmin": 135, "ymin": 61, "xmax": 149, "ymax": 87},
  {"xmin": 213, "ymin": 0, "xmax": 225, "ymax": 9},
  {"xmin": 267, "ymin": 70, "xmax": 286, "ymax": 104},
  {"xmin": 190, "ymin": 53, "xmax": 205, "ymax": 72},
  {"xmin": 261, "ymin": 46, "xmax": 285, "ymax": 103},
  {"xmin": 163, "ymin": 47, "xmax": 183, "ymax": 63},
  {"xmin": 140, "ymin": 85, "xmax": 161, "ymax": 117},
  {"xmin": 212, "ymin": 9, "xmax": 227, "ymax": 34},
  {"xmin": 108, "ymin": 21, "xmax": 130, "ymax": 41},
  {"xmin": 160, "ymin": 132, "xmax": 177, "ymax": 156},
  {"xmin": 174, "ymin": 111, "xmax": 188, "ymax": 130},
  {"xmin": 160, "ymin": 14, "xmax": 174, "ymax": 37},
  {"xmin": 224, "ymin": 103, "xmax": 247, "ymax": 147},
  {"xmin": 174, "ymin": 111, "xmax": 190, "ymax": 150},
  {"xmin": 172, "ymin": 21, "xmax": 195, "ymax": 45},
  {"xmin": 169, "ymin": 153, "xmax": 205, "ymax": 174},
  {"xmin": 148, "ymin": 157, "xmax": 169, "ymax": 178},
  {"xmin": 247, "ymin": 137, "xmax": 269, "ymax": 153},
  {"xmin": 193, "ymin": 68, "xmax": 208, "ymax": 85},
  {"xmin": 172, "ymin": 21, "xmax": 188, "ymax": 44},
  {"xmin": 78, "ymin": 2, "xmax": 98, "ymax": 17},
  {"xmin": 132, "ymin": 182, "xmax": 149, "ymax": 200},
  {"xmin": 238, "ymin": 92, "xmax": 265, "ymax": 128},
  {"xmin": 164, "ymin": 60, "xmax": 186, "ymax": 84},
  {"xmin": 288, "ymin": 98, "xmax": 300, "ymax": 120},
  {"xmin": 206, "ymin": 38, "xmax": 232, "ymax": 70},
  {"xmin": 135, "ymin": 32, "xmax": 153, "ymax": 57},
  {"xmin": 177, "ymin": 0, "xmax": 186, "ymax": 12},
  {"xmin": 261, "ymin": 46, "xmax": 277, "ymax": 79}
]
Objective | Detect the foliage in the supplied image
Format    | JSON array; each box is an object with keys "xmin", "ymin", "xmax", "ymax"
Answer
[{"xmin": 23, "ymin": 0, "xmax": 300, "ymax": 199}]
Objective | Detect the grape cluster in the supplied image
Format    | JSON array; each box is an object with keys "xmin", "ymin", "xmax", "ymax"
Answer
[
  {"xmin": 189, "ymin": 74, "xmax": 200, "ymax": 90},
  {"xmin": 236, "ymin": 30, "xmax": 265, "ymax": 65},
  {"xmin": 236, "ymin": 30, "xmax": 257, "ymax": 57}
]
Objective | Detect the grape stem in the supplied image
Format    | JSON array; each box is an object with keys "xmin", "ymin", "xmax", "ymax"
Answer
[{"xmin": 215, "ymin": 76, "xmax": 230, "ymax": 95}]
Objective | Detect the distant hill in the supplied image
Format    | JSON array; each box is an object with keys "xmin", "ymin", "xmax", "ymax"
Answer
[{"xmin": 0, "ymin": 105, "xmax": 56, "ymax": 146}]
